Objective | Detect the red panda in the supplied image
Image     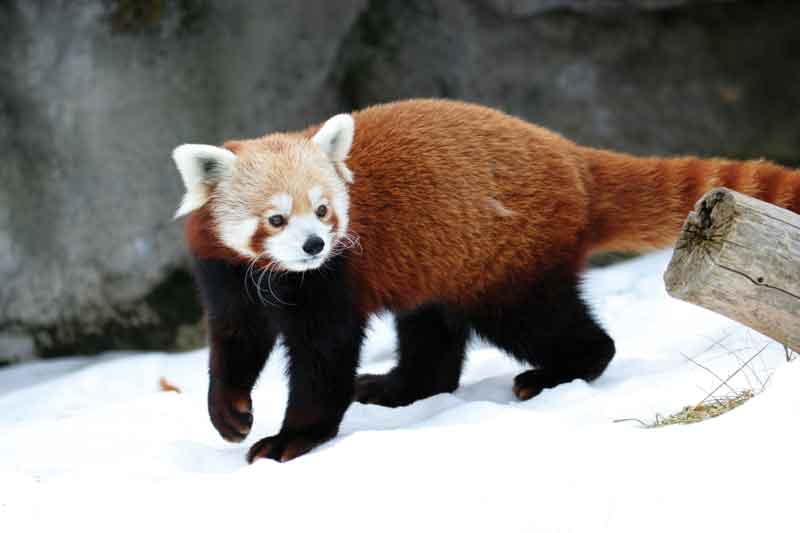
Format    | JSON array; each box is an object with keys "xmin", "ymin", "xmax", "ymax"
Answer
[{"xmin": 172, "ymin": 99, "xmax": 800, "ymax": 463}]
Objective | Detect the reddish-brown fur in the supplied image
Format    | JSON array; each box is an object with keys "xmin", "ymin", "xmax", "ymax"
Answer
[
  {"xmin": 582, "ymin": 149, "xmax": 800, "ymax": 252},
  {"xmin": 187, "ymin": 99, "xmax": 800, "ymax": 315},
  {"xmin": 186, "ymin": 204, "xmax": 241, "ymax": 262}
]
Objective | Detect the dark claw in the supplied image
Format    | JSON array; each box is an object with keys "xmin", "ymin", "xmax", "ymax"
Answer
[
  {"xmin": 208, "ymin": 381, "xmax": 254, "ymax": 442},
  {"xmin": 247, "ymin": 428, "xmax": 337, "ymax": 463},
  {"xmin": 512, "ymin": 369, "xmax": 551, "ymax": 401}
]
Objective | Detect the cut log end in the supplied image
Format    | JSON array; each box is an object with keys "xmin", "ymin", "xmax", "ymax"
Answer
[
  {"xmin": 664, "ymin": 188, "xmax": 735, "ymax": 299},
  {"xmin": 664, "ymin": 188, "xmax": 800, "ymax": 353}
]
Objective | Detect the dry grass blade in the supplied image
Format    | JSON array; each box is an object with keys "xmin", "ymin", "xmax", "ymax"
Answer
[
  {"xmin": 650, "ymin": 390, "xmax": 753, "ymax": 428},
  {"xmin": 697, "ymin": 343, "xmax": 768, "ymax": 405},
  {"xmin": 615, "ymin": 339, "xmax": 776, "ymax": 429},
  {"xmin": 679, "ymin": 351, "xmax": 738, "ymax": 396}
]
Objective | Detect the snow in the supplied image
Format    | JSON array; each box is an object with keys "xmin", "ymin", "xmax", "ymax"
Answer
[{"xmin": 1, "ymin": 250, "xmax": 797, "ymax": 532}]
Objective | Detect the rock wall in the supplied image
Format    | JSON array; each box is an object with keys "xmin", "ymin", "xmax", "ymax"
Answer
[
  {"xmin": 0, "ymin": 0, "xmax": 366, "ymax": 361},
  {"xmin": 338, "ymin": 0, "xmax": 800, "ymax": 159},
  {"xmin": 1, "ymin": 0, "xmax": 798, "ymax": 362}
]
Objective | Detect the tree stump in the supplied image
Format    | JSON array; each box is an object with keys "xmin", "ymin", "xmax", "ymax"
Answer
[{"xmin": 664, "ymin": 188, "xmax": 799, "ymax": 353}]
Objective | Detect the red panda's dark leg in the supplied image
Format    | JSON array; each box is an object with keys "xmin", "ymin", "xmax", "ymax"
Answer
[
  {"xmin": 470, "ymin": 272, "xmax": 615, "ymax": 401},
  {"xmin": 191, "ymin": 257, "xmax": 277, "ymax": 443},
  {"xmin": 247, "ymin": 268, "xmax": 366, "ymax": 463},
  {"xmin": 354, "ymin": 304, "xmax": 470, "ymax": 407}
]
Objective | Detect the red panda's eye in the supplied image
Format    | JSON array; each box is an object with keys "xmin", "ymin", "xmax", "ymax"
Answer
[
  {"xmin": 268, "ymin": 214, "xmax": 286, "ymax": 228},
  {"xmin": 315, "ymin": 205, "xmax": 328, "ymax": 218}
]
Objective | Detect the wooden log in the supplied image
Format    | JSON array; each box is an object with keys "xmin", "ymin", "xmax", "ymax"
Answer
[{"xmin": 664, "ymin": 187, "xmax": 800, "ymax": 352}]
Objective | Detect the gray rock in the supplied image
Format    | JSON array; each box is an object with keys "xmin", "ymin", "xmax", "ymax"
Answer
[
  {"xmin": 0, "ymin": 0, "xmax": 365, "ymax": 362},
  {"xmin": 483, "ymin": 0, "xmax": 736, "ymax": 16},
  {"xmin": 337, "ymin": 0, "xmax": 800, "ymax": 161},
  {"xmin": 1, "ymin": 0, "xmax": 798, "ymax": 361}
]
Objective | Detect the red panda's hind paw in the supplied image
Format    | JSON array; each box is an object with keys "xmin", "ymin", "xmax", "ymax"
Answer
[
  {"xmin": 353, "ymin": 373, "xmax": 419, "ymax": 407},
  {"xmin": 354, "ymin": 372, "xmax": 457, "ymax": 407}
]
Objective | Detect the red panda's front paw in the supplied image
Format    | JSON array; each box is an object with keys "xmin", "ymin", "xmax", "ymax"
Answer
[
  {"xmin": 512, "ymin": 369, "xmax": 550, "ymax": 401},
  {"xmin": 247, "ymin": 427, "xmax": 338, "ymax": 463},
  {"xmin": 208, "ymin": 380, "xmax": 253, "ymax": 443}
]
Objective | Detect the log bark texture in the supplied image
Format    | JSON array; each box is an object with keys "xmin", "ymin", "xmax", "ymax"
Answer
[{"xmin": 664, "ymin": 188, "xmax": 799, "ymax": 352}]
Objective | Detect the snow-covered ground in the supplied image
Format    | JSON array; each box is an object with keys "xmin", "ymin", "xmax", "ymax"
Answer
[{"xmin": 1, "ymin": 250, "xmax": 797, "ymax": 532}]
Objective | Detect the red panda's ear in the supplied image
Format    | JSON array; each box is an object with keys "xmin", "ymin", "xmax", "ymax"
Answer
[
  {"xmin": 171, "ymin": 144, "xmax": 237, "ymax": 218},
  {"xmin": 312, "ymin": 114, "xmax": 354, "ymax": 183},
  {"xmin": 223, "ymin": 140, "xmax": 243, "ymax": 154}
]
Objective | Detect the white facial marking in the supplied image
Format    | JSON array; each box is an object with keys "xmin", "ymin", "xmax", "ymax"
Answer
[
  {"xmin": 218, "ymin": 216, "xmax": 259, "ymax": 257},
  {"xmin": 271, "ymin": 193, "xmax": 293, "ymax": 215},
  {"xmin": 308, "ymin": 186, "xmax": 324, "ymax": 207},
  {"xmin": 266, "ymin": 213, "xmax": 334, "ymax": 272},
  {"xmin": 330, "ymin": 183, "xmax": 349, "ymax": 238}
]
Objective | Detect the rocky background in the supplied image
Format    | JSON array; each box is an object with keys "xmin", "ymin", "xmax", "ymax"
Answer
[{"xmin": 1, "ymin": 0, "xmax": 798, "ymax": 363}]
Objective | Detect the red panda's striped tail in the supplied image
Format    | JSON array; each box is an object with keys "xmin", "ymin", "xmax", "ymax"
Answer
[{"xmin": 580, "ymin": 147, "xmax": 800, "ymax": 253}]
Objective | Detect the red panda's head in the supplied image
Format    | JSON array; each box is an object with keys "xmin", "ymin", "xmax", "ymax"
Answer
[{"xmin": 172, "ymin": 114, "xmax": 355, "ymax": 272}]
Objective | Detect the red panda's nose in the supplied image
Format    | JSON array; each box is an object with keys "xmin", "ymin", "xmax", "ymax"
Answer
[{"xmin": 302, "ymin": 235, "xmax": 325, "ymax": 256}]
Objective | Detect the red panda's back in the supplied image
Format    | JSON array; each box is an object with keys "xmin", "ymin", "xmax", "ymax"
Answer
[{"xmin": 338, "ymin": 99, "xmax": 592, "ymax": 313}]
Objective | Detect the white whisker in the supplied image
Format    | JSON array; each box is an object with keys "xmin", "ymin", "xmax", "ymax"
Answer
[
  {"xmin": 266, "ymin": 262, "xmax": 294, "ymax": 306},
  {"xmin": 244, "ymin": 256, "xmax": 258, "ymax": 303},
  {"xmin": 255, "ymin": 258, "xmax": 275, "ymax": 307}
]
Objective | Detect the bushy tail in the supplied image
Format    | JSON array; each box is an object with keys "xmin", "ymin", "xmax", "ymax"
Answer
[{"xmin": 581, "ymin": 147, "xmax": 800, "ymax": 253}]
